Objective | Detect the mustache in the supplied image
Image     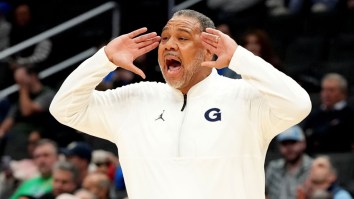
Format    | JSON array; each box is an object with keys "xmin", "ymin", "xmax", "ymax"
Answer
[{"xmin": 164, "ymin": 52, "xmax": 180, "ymax": 58}]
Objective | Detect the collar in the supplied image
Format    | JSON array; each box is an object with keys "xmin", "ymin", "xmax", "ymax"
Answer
[{"xmin": 169, "ymin": 68, "xmax": 218, "ymax": 98}]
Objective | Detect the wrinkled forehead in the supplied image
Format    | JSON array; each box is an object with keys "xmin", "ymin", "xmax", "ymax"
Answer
[{"xmin": 162, "ymin": 16, "xmax": 201, "ymax": 33}]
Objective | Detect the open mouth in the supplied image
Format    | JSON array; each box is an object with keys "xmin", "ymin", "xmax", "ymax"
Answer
[{"xmin": 165, "ymin": 56, "xmax": 182, "ymax": 72}]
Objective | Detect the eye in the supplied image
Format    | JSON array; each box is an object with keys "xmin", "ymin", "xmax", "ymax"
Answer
[{"xmin": 179, "ymin": 37, "xmax": 187, "ymax": 41}]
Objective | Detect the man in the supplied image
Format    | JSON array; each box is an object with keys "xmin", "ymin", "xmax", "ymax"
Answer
[
  {"xmin": 39, "ymin": 160, "xmax": 80, "ymax": 199},
  {"xmin": 301, "ymin": 73, "xmax": 354, "ymax": 154},
  {"xmin": 74, "ymin": 188, "xmax": 97, "ymax": 199},
  {"xmin": 301, "ymin": 155, "xmax": 353, "ymax": 199},
  {"xmin": 266, "ymin": 125, "xmax": 313, "ymax": 199},
  {"xmin": 10, "ymin": 139, "xmax": 59, "ymax": 199},
  {"xmin": 82, "ymin": 172, "xmax": 112, "ymax": 199},
  {"xmin": 8, "ymin": 3, "xmax": 52, "ymax": 70},
  {"xmin": 62, "ymin": 141, "xmax": 92, "ymax": 186},
  {"xmin": 50, "ymin": 9, "xmax": 311, "ymax": 198},
  {"xmin": 0, "ymin": 67, "xmax": 56, "ymax": 160}
]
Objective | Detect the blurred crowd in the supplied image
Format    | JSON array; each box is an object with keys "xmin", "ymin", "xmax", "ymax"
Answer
[{"xmin": 0, "ymin": 0, "xmax": 354, "ymax": 198}]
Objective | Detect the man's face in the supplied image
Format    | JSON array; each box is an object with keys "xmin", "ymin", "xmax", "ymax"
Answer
[
  {"xmin": 15, "ymin": 4, "xmax": 31, "ymax": 26},
  {"xmin": 308, "ymin": 157, "xmax": 334, "ymax": 190},
  {"xmin": 244, "ymin": 34, "xmax": 261, "ymax": 57},
  {"xmin": 279, "ymin": 140, "xmax": 305, "ymax": 163},
  {"xmin": 320, "ymin": 79, "xmax": 346, "ymax": 109},
  {"xmin": 83, "ymin": 174, "xmax": 109, "ymax": 199},
  {"xmin": 52, "ymin": 169, "xmax": 77, "ymax": 196},
  {"xmin": 33, "ymin": 143, "xmax": 58, "ymax": 177},
  {"xmin": 158, "ymin": 16, "xmax": 211, "ymax": 93}
]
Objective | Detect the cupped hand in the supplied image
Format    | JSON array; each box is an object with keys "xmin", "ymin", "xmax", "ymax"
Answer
[
  {"xmin": 104, "ymin": 27, "xmax": 161, "ymax": 79},
  {"xmin": 200, "ymin": 28, "xmax": 238, "ymax": 69}
]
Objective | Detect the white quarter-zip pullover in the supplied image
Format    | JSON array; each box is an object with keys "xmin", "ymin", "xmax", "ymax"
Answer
[{"xmin": 50, "ymin": 46, "xmax": 311, "ymax": 199}]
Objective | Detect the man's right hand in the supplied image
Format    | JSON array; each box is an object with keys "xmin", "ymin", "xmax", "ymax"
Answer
[{"xmin": 104, "ymin": 27, "xmax": 161, "ymax": 79}]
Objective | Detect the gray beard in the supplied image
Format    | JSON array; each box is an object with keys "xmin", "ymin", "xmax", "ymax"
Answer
[{"xmin": 160, "ymin": 52, "xmax": 204, "ymax": 90}]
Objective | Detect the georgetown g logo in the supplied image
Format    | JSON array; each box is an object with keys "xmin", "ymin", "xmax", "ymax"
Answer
[{"xmin": 204, "ymin": 108, "xmax": 221, "ymax": 122}]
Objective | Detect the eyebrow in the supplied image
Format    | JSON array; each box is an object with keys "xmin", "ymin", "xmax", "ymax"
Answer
[{"xmin": 161, "ymin": 27, "xmax": 193, "ymax": 35}]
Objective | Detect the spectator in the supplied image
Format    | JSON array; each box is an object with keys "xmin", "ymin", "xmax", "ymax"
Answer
[
  {"xmin": 27, "ymin": 130, "xmax": 42, "ymax": 158},
  {"xmin": 8, "ymin": 3, "xmax": 52, "ymax": 71},
  {"xmin": 62, "ymin": 141, "xmax": 92, "ymax": 186},
  {"xmin": 0, "ymin": 67, "xmax": 56, "ymax": 160},
  {"xmin": 266, "ymin": 125, "xmax": 313, "ymax": 199},
  {"xmin": 240, "ymin": 28, "xmax": 283, "ymax": 71},
  {"xmin": 9, "ymin": 139, "xmax": 59, "ymax": 199},
  {"xmin": 301, "ymin": 73, "xmax": 354, "ymax": 154},
  {"xmin": 82, "ymin": 172, "xmax": 112, "ymax": 199},
  {"xmin": 0, "ymin": 130, "xmax": 40, "ymax": 199},
  {"xmin": 300, "ymin": 155, "xmax": 353, "ymax": 199},
  {"xmin": 74, "ymin": 188, "xmax": 97, "ymax": 199},
  {"xmin": 39, "ymin": 160, "xmax": 80, "ymax": 199},
  {"xmin": 9, "ymin": 130, "xmax": 41, "ymax": 180},
  {"xmin": 222, "ymin": 28, "xmax": 283, "ymax": 79},
  {"xmin": 90, "ymin": 150, "xmax": 124, "ymax": 198},
  {"xmin": 91, "ymin": 150, "xmax": 117, "ymax": 180}
]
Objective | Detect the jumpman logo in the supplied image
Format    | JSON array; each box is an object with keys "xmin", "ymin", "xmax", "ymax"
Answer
[{"xmin": 155, "ymin": 110, "xmax": 165, "ymax": 121}]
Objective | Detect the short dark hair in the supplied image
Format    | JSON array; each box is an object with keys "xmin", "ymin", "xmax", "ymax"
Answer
[
  {"xmin": 35, "ymin": 138, "xmax": 58, "ymax": 155},
  {"xmin": 172, "ymin": 9, "xmax": 215, "ymax": 32},
  {"xmin": 53, "ymin": 160, "xmax": 79, "ymax": 183}
]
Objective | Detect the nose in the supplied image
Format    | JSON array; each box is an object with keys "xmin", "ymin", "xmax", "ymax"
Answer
[{"xmin": 164, "ymin": 37, "xmax": 178, "ymax": 50}]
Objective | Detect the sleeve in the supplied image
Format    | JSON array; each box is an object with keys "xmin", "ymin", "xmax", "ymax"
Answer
[
  {"xmin": 228, "ymin": 46, "xmax": 312, "ymax": 140},
  {"xmin": 16, "ymin": 39, "xmax": 52, "ymax": 65},
  {"xmin": 49, "ymin": 47, "xmax": 119, "ymax": 141}
]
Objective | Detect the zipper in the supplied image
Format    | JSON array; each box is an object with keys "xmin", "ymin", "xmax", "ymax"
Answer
[
  {"xmin": 181, "ymin": 94, "xmax": 187, "ymax": 111},
  {"xmin": 177, "ymin": 93, "xmax": 188, "ymax": 157}
]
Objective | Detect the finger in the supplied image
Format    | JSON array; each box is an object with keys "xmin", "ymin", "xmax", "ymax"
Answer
[
  {"xmin": 201, "ymin": 40, "xmax": 216, "ymax": 53},
  {"xmin": 205, "ymin": 27, "xmax": 222, "ymax": 36},
  {"xmin": 138, "ymin": 41, "xmax": 160, "ymax": 55},
  {"xmin": 136, "ymin": 36, "xmax": 161, "ymax": 49},
  {"xmin": 202, "ymin": 32, "xmax": 220, "ymax": 43},
  {"xmin": 128, "ymin": 27, "xmax": 148, "ymax": 39},
  {"xmin": 201, "ymin": 60, "xmax": 215, "ymax": 68},
  {"xmin": 127, "ymin": 64, "xmax": 146, "ymax": 79},
  {"xmin": 134, "ymin": 32, "xmax": 158, "ymax": 43}
]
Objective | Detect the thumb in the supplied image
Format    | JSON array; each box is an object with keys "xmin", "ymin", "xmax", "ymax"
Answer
[
  {"xmin": 201, "ymin": 61, "xmax": 215, "ymax": 68},
  {"xmin": 126, "ymin": 64, "xmax": 146, "ymax": 79}
]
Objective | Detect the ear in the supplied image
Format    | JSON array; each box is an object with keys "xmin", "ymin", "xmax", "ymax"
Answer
[{"xmin": 205, "ymin": 48, "xmax": 214, "ymax": 61}]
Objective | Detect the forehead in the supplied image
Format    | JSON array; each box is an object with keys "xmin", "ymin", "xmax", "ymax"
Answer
[
  {"xmin": 162, "ymin": 16, "xmax": 201, "ymax": 33},
  {"xmin": 34, "ymin": 143, "xmax": 54, "ymax": 153},
  {"xmin": 313, "ymin": 158, "xmax": 330, "ymax": 168},
  {"xmin": 54, "ymin": 169, "xmax": 72, "ymax": 177}
]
